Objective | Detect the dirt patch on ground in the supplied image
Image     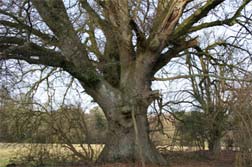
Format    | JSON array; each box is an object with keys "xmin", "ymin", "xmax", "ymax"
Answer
[
  {"xmin": 95, "ymin": 151, "xmax": 236, "ymax": 167},
  {"xmin": 166, "ymin": 150, "xmax": 235, "ymax": 167},
  {"xmin": 5, "ymin": 150, "xmax": 236, "ymax": 167}
]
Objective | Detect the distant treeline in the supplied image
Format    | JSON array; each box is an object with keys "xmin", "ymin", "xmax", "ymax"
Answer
[{"xmin": 0, "ymin": 93, "xmax": 107, "ymax": 144}]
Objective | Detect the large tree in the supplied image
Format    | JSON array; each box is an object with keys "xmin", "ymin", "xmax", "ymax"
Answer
[
  {"xmin": 186, "ymin": 53, "xmax": 230, "ymax": 153},
  {"xmin": 0, "ymin": 0, "xmax": 251, "ymax": 165}
]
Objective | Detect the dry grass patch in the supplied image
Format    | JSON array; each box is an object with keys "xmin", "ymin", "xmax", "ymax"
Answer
[
  {"xmin": 0, "ymin": 143, "xmax": 104, "ymax": 167},
  {"xmin": 0, "ymin": 143, "xmax": 20, "ymax": 167}
]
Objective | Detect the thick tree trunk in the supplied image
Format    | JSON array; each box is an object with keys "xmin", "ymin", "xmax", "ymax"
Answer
[
  {"xmin": 97, "ymin": 104, "xmax": 168, "ymax": 166},
  {"xmin": 208, "ymin": 139, "xmax": 221, "ymax": 152},
  {"xmin": 208, "ymin": 129, "xmax": 221, "ymax": 154}
]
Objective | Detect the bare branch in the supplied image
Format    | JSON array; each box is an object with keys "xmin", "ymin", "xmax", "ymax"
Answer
[
  {"xmin": 174, "ymin": 0, "xmax": 225, "ymax": 38},
  {"xmin": 0, "ymin": 37, "xmax": 67, "ymax": 68},
  {"xmin": 188, "ymin": 0, "xmax": 252, "ymax": 33},
  {"xmin": 154, "ymin": 74, "xmax": 252, "ymax": 82}
]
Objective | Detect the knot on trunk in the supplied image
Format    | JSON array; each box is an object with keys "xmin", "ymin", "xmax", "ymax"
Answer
[{"xmin": 121, "ymin": 105, "xmax": 132, "ymax": 121}]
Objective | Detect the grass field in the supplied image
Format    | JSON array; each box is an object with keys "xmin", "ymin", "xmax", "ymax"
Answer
[
  {"xmin": 0, "ymin": 151, "xmax": 10, "ymax": 167},
  {"xmin": 0, "ymin": 143, "xmax": 236, "ymax": 167},
  {"xmin": 0, "ymin": 144, "xmax": 19, "ymax": 167},
  {"xmin": 0, "ymin": 143, "xmax": 104, "ymax": 167}
]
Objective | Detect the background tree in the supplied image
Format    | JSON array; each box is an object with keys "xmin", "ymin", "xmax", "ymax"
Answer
[
  {"xmin": 87, "ymin": 106, "xmax": 107, "ymax": 143},
  {"xmin": 230, "ymin": 78, "xmax": 252, "ymax": 166},
  {"xmin": 0, "ymin": 94, "xmax": 106, "ymax": 162},
  {"xmin": 0, "ymin": 0, "xmax": 252, "ymax": 165},
  {"xmin": 0, "ymin": 86, "xmax": 13, "ymax": 141},
  {"xmin": 186, "ymin": 52, "xmax": 231, "ymax": 153},
  {"xmin": 174, "ymin": 111, "xmax": 207, "ymax": 150}
]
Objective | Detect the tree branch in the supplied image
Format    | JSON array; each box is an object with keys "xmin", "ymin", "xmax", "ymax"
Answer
[
  {"xmin": 153, "ymin": 38, "xmax": 198, "ymax": 73},
  {"xmin": 31, "ymin": 0, "xmax": 74, "ymax": 38},
  {"xmin": 79, "ymin": 0, "xmax": 109, "ymax": 31},
  {"xmin": 154, "ymin": 74, "xmax": 252, "ymax": 82},
  {"xmin": 148, "ymin": 0, "xmax": 190, "ymax": 52},
  {"xmin": 174, "ymin": 0, "xmax": 225, "ymax": 38},
  {"xmin": 31, "ymin": 0, "xmax": 102, "ymax": 85},
  {"xmin": 188, "ymin": 0, "xmax": 251, "ymax": 33},
  {"xmin": 0, "ymin": 37, "xmax": 67, "ymax": 68},
  {"xmin": 0, "ymin": 20, "xmax": 57, "ymax": 45}
]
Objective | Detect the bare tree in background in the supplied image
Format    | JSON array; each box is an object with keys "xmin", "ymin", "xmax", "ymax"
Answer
[
  {"xmin": 0, "ymin": 0, "xmax": 251, "ymax": 165},
  {"xmin": 230, "ymin": 79, "xmax": 252, "ymax": 167},
  {"xmin": 186, "ymin": 50, "xmax": 231, "ymax": 154}
]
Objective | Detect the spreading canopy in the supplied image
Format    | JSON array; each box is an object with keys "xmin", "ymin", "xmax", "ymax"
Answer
[{"xmin": 1, "ymin": 0, "xmax": 250, "ymax": 92}]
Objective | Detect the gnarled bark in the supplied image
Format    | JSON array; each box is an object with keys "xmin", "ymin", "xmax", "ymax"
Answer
[{"xmin": 98, "ymin": 103, "xmax": 167, "ymax": 165}]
